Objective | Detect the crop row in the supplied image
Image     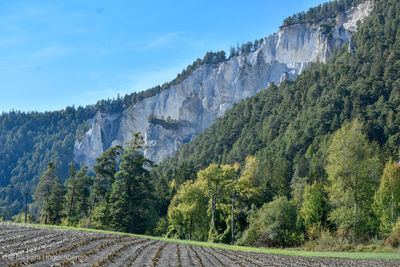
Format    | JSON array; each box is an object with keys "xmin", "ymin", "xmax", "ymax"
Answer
[
  {"xmin": 217, "ymin": 247, "xmax": 263, "ymax": 267},
  {"xmin": 125, "ymin": 240, "xmax": 158, "ymax": 266},
  {"xmin": 0, "ymin": 232, "xmax": 65, "ymax": 254},
  {"xmin": 7, "ymin": 236, "xmax": 113, "ymax": 267},
  {"xmin": 199, "ymin": 246, "xmax": 226, "ymax": 266},
  {"xmin": 56, "ymin": 237, "xmax": 134, "ymax": 267},
  {"xmin": 151, "ymin": 242, "xmax": 167, "ymax": 267},
  {"xmin": 4, "ymin": 223, "xmax": 400, "ymax": 266},
  {"xmin": 176, "ymin": 244, "xmax": 182, "ymax": 267},
  {"xmin": 188, "ymin": 245, "xmax": 205, "ymax": 267},
  {"xmin": 94, "ymin": 238, "xmax": 147, "ymax": 267},
  {"xmin": 3, "ymin": 237, "xmax": 70, "ymax": 261}
]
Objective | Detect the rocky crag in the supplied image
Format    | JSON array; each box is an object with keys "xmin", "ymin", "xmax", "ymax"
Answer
[{"xmin": 74, "ymin": 1, "xmax": 373, "ymax": 167}]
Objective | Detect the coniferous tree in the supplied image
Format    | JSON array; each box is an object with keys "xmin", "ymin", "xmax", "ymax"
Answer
[
  {"xmin": 66, "ymin": 162, "xmax": 77, "ymax": 224},
  {"xmin": 90, "ymin": 145, "xmax": 122, "ymax": 228},
  {"xmin": 47, "ymin": 178, "xmax": 66, "ymax": 225},
  {"xmin": 109, "ymin": 133, "xmax": 155, "ymax": 233},
  {"xmin": 34, "ymin": 162, "xmax": 57, "ymax": 224},
  {"xmin": 65, "ymin": 166, "xmax": 92, "ymax": 226}
]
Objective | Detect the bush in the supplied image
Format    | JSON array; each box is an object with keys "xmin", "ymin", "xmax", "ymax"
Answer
[
  {"xmin": 12, "ymin": 213, "xmax": 35, "ymax": 224},
  {"xmin": 385, "ymin": 219, "xmax": 400, "ymax": 247},
  {"xmin": 154, "ymin": 217, "xmax": 169, "ymax": 237},
  {"xmin": 238, "ymin": 196, "xmax": 298, "ymax": 247}
]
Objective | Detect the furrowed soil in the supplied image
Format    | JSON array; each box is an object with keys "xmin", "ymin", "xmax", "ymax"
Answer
[{"xmin": 1, "ymin": 223, "xmax": 400, "ymax": 266}]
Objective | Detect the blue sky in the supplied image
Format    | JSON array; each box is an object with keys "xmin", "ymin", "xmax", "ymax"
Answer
[{"xmin": 0, "ymin": 0, "xmax": 327, "ymax": 113}]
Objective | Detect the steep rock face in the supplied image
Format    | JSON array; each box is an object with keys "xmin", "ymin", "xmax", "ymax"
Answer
[
  {"xmin": 73, "ymin": 111, "xmax": 121, "ymax": 166},
  {"xmin": 74, "ymin": 1, "xmax": 373, "ymax": 168}
]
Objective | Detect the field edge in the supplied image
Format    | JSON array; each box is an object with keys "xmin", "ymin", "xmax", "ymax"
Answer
[{"xmin": 5, "ymin": 222, "xmax": 400, "ymax": 260}]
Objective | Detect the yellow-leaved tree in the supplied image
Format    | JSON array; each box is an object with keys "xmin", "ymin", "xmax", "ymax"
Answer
[
  {"xmin": 373, "ymin": 159, "xmax": 400, "ymax": 236},
  {"xmin": 326, "ymin": 120, "xmax": 380, "ymax": 238}
]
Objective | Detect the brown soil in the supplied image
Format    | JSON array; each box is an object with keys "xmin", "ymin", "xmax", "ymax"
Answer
[{"xmin": 2, "ymin": 223, "xmax": 400, "ymax": 267}]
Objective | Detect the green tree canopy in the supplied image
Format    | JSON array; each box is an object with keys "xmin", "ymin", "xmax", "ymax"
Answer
[
  {"xmin": 239, "ymin": 196, "xmax": 298, "ymax": 247},
  {"xmin": 33, "ymin": 162, "xmax": 57, "ymax": 224},
  {"xmin": 197, "ymin": 163, "xmax": 235, "ymax": 240},
  {"xmin": 65, "ymin": 166, "xmax": 92, "ymax": 226},
  {"xmin": 373, "ymin": 159, "xmax": 400, "ymax": 236},
  {"xmin": 326, "ymin": 120, "xmax": 380, "ymax": 238},
  {"xmin": 109, "ymin": 133, "xmax": 156, "ymax": 234},
  {"xmin": 299, "ymin": 182, "xmax": 329, "ymax": 238},
  {"xmin": 47, "ymin": 178, "xmax": 66, "ymax": 225},
  {"xmin": 167, "ymin": 179, "xmax": 209, "ymax": 241}
]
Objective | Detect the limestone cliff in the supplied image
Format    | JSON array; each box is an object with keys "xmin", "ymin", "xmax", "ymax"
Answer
[{"xmin": 74, "ymin": 1, "xmax": 373, "ymax": 168}]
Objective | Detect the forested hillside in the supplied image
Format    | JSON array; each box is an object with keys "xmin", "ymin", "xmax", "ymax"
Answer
[
  {"xmin": 7, "ymin": 0, "xmax": 400, "ymax": 251},
  {"xmin": 155, "ymin": 0, "xmax": 399, "ymax": 190},
  {"xmin": 149, "ymin": 0, "xmax": 400, "ymax": 247},
  {"xmin": 283, "ymin": 0, "xmax": 364, "ymax": 26},
  {"xmin": 0, "ymin": 49, "xmax": 238, "ymax": 217},
  {"xmin": 0, "ymin": 0, "xmax": 365, "ymax": 218}
]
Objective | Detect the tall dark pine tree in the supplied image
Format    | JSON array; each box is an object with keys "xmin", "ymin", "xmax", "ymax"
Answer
[
  {"xmin": 66, "ymin": 162, "xmax": 77, "ymax": 224},
  {"xmin": 92, "ymin": 145, "xmax": 122, "ymax": 203},
  {"xmin": 109, "ymin": 133, "xmax": 156, "ymax": 233},
  {"xmin": 65, "ymin": 165, "xmax": 92, "ymax": 226},
  {"xmin": 90, "ymin": 145, "xmax": 122, "ymax": 228},
  {"xmin": 33, "ymin": 162, "xmax": 57, "ymax": 224},
  {"xmin": 47, "ymin": 178, "xmax": 66, "ymax": 225}
]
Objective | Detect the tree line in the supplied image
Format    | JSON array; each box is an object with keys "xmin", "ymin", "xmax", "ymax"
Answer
[
  {"xmin": 155, "ymin": 120, "xmax": 400, "ymax": 247},
  {"xmin": 25, "ymin": 120, "xmax": 400, "ymax": 249},
  {"xmin": 6, "ymin": 0, "xmax": 400, "ymax": 250},
  {"xmin": 149, "ymin": 0, "xmax": 400, "ymax": 249},
  {"xmin": 282, "ymin": 0, "xmax": 364, "ymax": 27},
  {"xmin": 0, "ymin": 0, "xmax": 349, "ymax": 219},
  {"xmin": 28, "ymin": 133, "xmax": 157, "ymax": 234}
]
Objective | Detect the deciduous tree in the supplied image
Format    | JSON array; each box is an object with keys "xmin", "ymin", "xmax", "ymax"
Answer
[
  {"xmin": 167, "ymin": 179, "xmax": 209, "ymax": 240},
  {"xmin": 373, "ymin": 159, "xmax": 400, "ymax": 236},
  {"xmin": 197, "ymin": 163, "xmax": 235, "ymax": 240},
  {"xmin": 299, "ymin": 182, "xmax": 328, "ymax": 238},
  {"xmin": 326, "ymin": 120, "xmax": 380, "ymax": 237}
]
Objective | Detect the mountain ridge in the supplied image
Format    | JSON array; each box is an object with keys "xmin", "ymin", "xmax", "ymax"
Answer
[
  {"xmin": 73, "ymin": 0, "xmax": 373, "ymax": 167},
  {"xmin": 0, "ymin": 0, "xmax": 371, "ymax": 216}
]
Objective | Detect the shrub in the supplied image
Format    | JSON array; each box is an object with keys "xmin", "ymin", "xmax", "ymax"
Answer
[
  {"xmin": 238, "ymin": 196, "xmax": 298, "ymax": 247},
  {"xmin": 385, "ymin": 219, "xmax": 400, "ymax": 247}
]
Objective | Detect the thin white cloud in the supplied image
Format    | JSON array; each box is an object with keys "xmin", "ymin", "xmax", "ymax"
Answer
[
  {"xmin": 128, "ymin": 31, "xmax": 190, "ymax": 52},
  {"xmin": 0, "ymin": 38, "xmax": 21, "ymax": 47},
  {"xmin": 31, "ymin": 45, "xmax": 73, "ymax": 59},
  {"xmin": 0, "ymin": 64, "xmax": 37, "ymax": 71},
  {"xmin": 19, "ymin": 6, "xmax": 50, "ymax": 17},
  {"xmin": 148, "ymin": 32, "xmax": 186, "ymax": 48}
]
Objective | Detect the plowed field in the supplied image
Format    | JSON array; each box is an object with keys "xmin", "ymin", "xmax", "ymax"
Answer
[{"xmin": 1, "ymin": 223, "xmax": 399, "ymax": 266}]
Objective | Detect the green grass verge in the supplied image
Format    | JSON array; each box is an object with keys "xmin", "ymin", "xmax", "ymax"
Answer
[{"xmin": 9, "ymin": 222, "xmax": 400, "ymax": 260}]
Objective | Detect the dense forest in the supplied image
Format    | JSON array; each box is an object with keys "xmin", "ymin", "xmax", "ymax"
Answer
[
  {"xmin": 0, "ymin": 43, "xmax": 263, "ymax": 218},
  {"xmin": 6, "ymin": 0, "xmax": 400, "ymax": 251},
  {"xmin": 149, "ymin": 0, "xmax": 400, "ymax": 248},
  {"xmin": 283, "ymin": 0, "xmax": 364, "ymax": 26},
  {"xmin": 0, "ymin": 0, "xmax": 363, "ymax": 218}
]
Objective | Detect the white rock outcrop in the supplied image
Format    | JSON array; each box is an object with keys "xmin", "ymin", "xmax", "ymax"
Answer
[{"xmin": 74, "ymin": 1, "xmax": 373, "ymax": 168}]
